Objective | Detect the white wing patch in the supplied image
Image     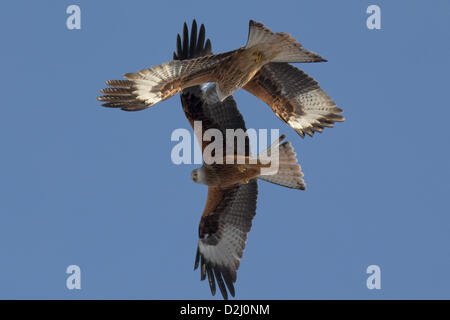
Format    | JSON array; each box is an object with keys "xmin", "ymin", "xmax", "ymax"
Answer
[
  {"xmin": 287, "ymin": 114, "xmax": 324, "ymax": 131},
  {"xmin": 198, "ymin": 223, "xmax": 245, "ymax": 270},
  {"xmin": 288, "ymin": 87, "xmax": 340, "ymax": 132},
  {"xmin": 124, "ymin": 61, "xmax": 185, "ymax": 106}
]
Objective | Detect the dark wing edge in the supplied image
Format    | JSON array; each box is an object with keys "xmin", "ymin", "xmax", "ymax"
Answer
[
  {"xmin": 173, "ymin": 20, "xmax": 212, "ymax": 60},
  {"xmin": 244, "ymin": 62, "xmax": 344, "ymax": 138},
  {"xmin": 195, "ymin": 180, "xmax": 258, "ymax": 300}
]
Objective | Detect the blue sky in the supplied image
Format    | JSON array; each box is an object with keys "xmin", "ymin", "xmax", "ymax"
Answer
[{"xmin": 0, "ymin": 0, "xmax": 449, "ymax": 299}]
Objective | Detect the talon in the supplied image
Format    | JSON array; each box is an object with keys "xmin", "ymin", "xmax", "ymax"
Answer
[
  {"xmin": 242, "ymin": 178, "xmax": 249, "ymax": 184},
  {"xmin": 238, "ymin": 165, "xmax": 246, "ymax": 173}
]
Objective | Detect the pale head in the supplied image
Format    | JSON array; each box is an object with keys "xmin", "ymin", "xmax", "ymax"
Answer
[{"xmin": 191, "ymin": 167, "xmax": 207, "ymax": 185}]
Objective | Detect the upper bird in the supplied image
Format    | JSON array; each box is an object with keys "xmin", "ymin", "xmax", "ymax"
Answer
[{"xmin": 98, "ymin": 20, "xmax": 344, "ymax": 138}]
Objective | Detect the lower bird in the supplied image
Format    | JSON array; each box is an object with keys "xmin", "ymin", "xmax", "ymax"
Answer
[{"xmin": 98, "ymin": 19, "xmax": 344, "ymax": 138}]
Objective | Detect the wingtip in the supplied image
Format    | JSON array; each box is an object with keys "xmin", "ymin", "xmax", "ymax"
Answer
[
  {"xmin": 123, "ymin": 72, "xmax": 136, "ymax": 80},
  {"xmin": 297, "ymin": 130, "xmax": 305, "ymax": 138},
  {"xmin": 249, "ymin": 19, "xmax": 264, "ymax": 29},
  {"xmin": 194, "ymin": 247, "xmax": 200, "ymax": 270},
  {"xmin": 199, "ymin": 23, "xmax": 205, "ymax": 34},
  {"xmin": 205, "ymin": 39, "xmax": 212, "ymax": 53}
]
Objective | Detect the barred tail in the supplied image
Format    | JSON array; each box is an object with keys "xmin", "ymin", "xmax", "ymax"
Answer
[
  {"xmin": 258, "ymin": 135, "xmax": 306, "ymax": 190},
  {"xmin": 246, "ymin": 20, "xmax": 326, "ymax": 63}
]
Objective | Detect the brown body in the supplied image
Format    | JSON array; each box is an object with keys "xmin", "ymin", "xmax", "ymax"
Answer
[
  {"xmin": 213, "ymin": 44, "xmax": 280, "ymax": 98},
  {"xmin": 201, "ymin": 163, "xmax": 259, "ymax": 188},
  {"xmin": 196, "ymin": 155, "xmax": 272, "ymax": 188}
]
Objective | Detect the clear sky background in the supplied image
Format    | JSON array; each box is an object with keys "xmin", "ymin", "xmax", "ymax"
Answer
[{"xmin": 1, "ymin": 0, "xmax": 449, "ymax": 299}]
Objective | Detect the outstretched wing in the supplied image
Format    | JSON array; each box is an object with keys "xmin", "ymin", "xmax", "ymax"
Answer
[
  {"xmin": 175, "ymin": 21, "xmax": 250, "ymax": 157},
  {"xmin": 244, "ymin": 62, "xmax": 345, "ymax": 137},
  {"xmin": 97, "ymin": 50, "xmax": 235, "ymax": 111},
  {"xmin": 195, "ymin": 181, "xmax": 258, "ymax": 300}
]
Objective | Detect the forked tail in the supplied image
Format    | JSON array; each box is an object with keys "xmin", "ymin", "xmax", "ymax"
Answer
[
  {"xmin": 257, "ymin": 134, "xmax": 306, "ymax": 190},
  {"xmin": 246, "ymin": 20, "xmax": 326, "ymax": 63}
]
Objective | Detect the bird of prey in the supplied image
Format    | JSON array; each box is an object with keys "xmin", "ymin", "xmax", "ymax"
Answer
[
  {"xmin": 98, "ymin": 20, "xmax": 344, "ymax": 138},
  {"xmin": 173, "ymin": 21, "xmax": 305, "ymax": 300}
]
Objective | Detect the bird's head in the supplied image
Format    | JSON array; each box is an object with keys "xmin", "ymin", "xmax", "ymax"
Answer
[{"xmin": 191, "ymin": 167, "xmax": 206, "ymax": 185}]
